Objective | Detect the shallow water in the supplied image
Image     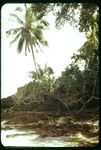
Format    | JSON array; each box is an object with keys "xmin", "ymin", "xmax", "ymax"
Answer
[
  {"xmin": 1, "ymin": 129, "xmax": 69, "ymax": 147},
  {"xmin": 1, "ymin": 119, "xmax": 99, "ymax": 147}
]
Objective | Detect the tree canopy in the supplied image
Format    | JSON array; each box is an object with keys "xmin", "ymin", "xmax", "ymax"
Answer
[{"xmin": 31, "ymin": 3, "xmax": 99, "ymax": 33}]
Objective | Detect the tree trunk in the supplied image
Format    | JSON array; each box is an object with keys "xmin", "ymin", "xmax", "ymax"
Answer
[{"xmin": 31, "ymin": 47, "xmax": 38, "ymax": 80}]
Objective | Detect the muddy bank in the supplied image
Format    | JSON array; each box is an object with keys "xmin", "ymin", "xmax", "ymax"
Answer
[{"xmin": 1, "ymin": 110, "xmax": 99, "ymax": 141}]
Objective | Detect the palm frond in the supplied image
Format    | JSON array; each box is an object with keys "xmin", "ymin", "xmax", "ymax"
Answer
[
  {"xmin": 15, "ymin": 7, "xmax": 23, "ymax": 12},
  {"xmin": 27, "ymin": 44, "xmax": 31, "ymax": 52},
  {"xmin": 25, "ymin": 40, "xmax": 31, "ymax": 55},
  {"xmin": 34, "ymin": 32, "xmax": 42, "ymax": 42},
  {"xmin": 33, "ymin": 28, "xmax": 48, "ymax": 46},
  {"xmin": 30, "ymin": 71, "xmax": 37, "ymax": 79},
  {"xmin": 41, "ymin": 20, "xmax": 49, "ymax": 26},
  {"xmin": 17, "ymin": 37, "xmax": 24, "ymax": 53},
  {"xmin": 10, "ymin": 32, "xmax": 21, "ymax": 45},
  {"xmin": 41, "ymin": 40, "xmax": 48, "ymax": 46},
  {"xmin": 37, "ymin": 25, "xmax": 44, "ymax": 30},
  {"xmin": 47, "ymin": 67, "xmax": 54, "ymax": 75},
  {"xmin": 25, "ymin": 42, "xmax": 27, "ymax": 56},
  {"xmin": 32, "ymin": 39, "xmax": 42, "ymax": 53},
  {"xmin": 10, "ymin": 13, "xmax": 24, "ymax": 25},
  {"xmin": 6, "ymin": 28, "xmax": 22, "ymax": 36}
]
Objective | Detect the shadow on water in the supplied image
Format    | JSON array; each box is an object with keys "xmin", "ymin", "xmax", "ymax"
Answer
[{"xmin": 1, "ymin": 111, "xmax": 99, "ymax": 147}]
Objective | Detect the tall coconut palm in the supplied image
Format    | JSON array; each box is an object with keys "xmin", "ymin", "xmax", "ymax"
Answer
[{"xmin": 6, "ymin": 4, "xmax": 49, "ymax": 79}]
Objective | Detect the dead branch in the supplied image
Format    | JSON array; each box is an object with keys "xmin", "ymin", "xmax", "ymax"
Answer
[
  {"xmin": 56, "ymin": 97, "xmax": 70, "ymax": 110},
  {"xmin": 79, "ymin": 96, "xmax": 99, "ymax": 112}
]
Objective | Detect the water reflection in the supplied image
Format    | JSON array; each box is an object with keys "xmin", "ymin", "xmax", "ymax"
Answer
[
  {"xmin": 1, "ymin": 129, "xmax": 39, "ymax": 147},
  {"xmin": 1, "ymin": 129, "xmax": 80, "ymax": 147}
]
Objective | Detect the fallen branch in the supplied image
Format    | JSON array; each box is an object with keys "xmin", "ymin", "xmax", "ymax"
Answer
[
  {"xmin": 79, "ymin": 96, "xmax": 99, "ymax": 112},
  {"xmin": 56, "ymin": 97, "xmax": 70, "ymax": 110}
]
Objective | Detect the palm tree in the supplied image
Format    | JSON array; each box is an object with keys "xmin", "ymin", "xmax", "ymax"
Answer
[
  {"xmin": 29, "ymin": 64, "xmax": 54, "ymax": 91},
  {"xmin": 6, "ymin": 4, "xmax": 49, "ymax": 79},
  {"xmin": 30, "ymin": 64, "xmax": 54, "ymax": 81}
]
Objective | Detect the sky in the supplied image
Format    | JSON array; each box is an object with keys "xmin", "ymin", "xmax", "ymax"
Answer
[{"xmin": 1, "ymin": 4, "xmax": 87, "ymax": 98}]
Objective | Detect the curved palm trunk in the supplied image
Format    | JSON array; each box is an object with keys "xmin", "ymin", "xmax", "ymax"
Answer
[{"xmin": 31, "ymin": 47, "xmax": 38, "ymax": 80}]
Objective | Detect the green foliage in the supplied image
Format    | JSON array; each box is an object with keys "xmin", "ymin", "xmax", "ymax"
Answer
[
  {"xmin": 15, "ymin": 64, "xmax": 55, "ymax": 103},
  {"xmin": 55, "ymin": 3, "xmax": 80, "ymax": 29},
  {"xmin": 31, "ymin": 3, "xmax": 99, "ymax": 33},
  {"xmin": 55, "ymin": 63, "xmax": 84, "ymax": 96},
  {"xmin": 71, "ymin": 14, "xmax": 99, "ymax": 99},
  {"xmin": 6, "ymin": 4, "xmax": 49, "ymax": 78},
  {"xmin": 1, "ymin": 96, "xmax": 14, "ymax": 109},
  {"xmin": 29, "ymin": 64, "xmax": 55, "ymax": 92},
  {"xmin": 31, "ymin": 3, "xmax": 53, "ymax": 19},
  {"xmin": 4, "ymin": 3, "xmax": 99, "ymax": 113},
  {"xmin": 78, "ymin": 3, "xmax": 99, "ymax": 33}
]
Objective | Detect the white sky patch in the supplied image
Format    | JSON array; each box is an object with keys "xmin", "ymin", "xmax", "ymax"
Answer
[{"xmin": 1, "ymin": 4, "xmax": 87, "ymax": 98}]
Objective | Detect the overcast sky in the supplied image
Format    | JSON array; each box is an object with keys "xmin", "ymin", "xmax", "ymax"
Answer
[{"xmin": 1, "ymin": 4, "xmax": 87, "ymax": 98}]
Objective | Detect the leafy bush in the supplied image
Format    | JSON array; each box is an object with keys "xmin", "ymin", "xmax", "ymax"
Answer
[{"xmin": 1, "ymin": 96, "xmax": 14, "ymax": 109}]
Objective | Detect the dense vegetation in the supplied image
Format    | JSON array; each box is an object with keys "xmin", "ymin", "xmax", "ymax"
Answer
[{"xmin": 2, "ymin": 3, "xmax": 99, "ymax": 117}]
